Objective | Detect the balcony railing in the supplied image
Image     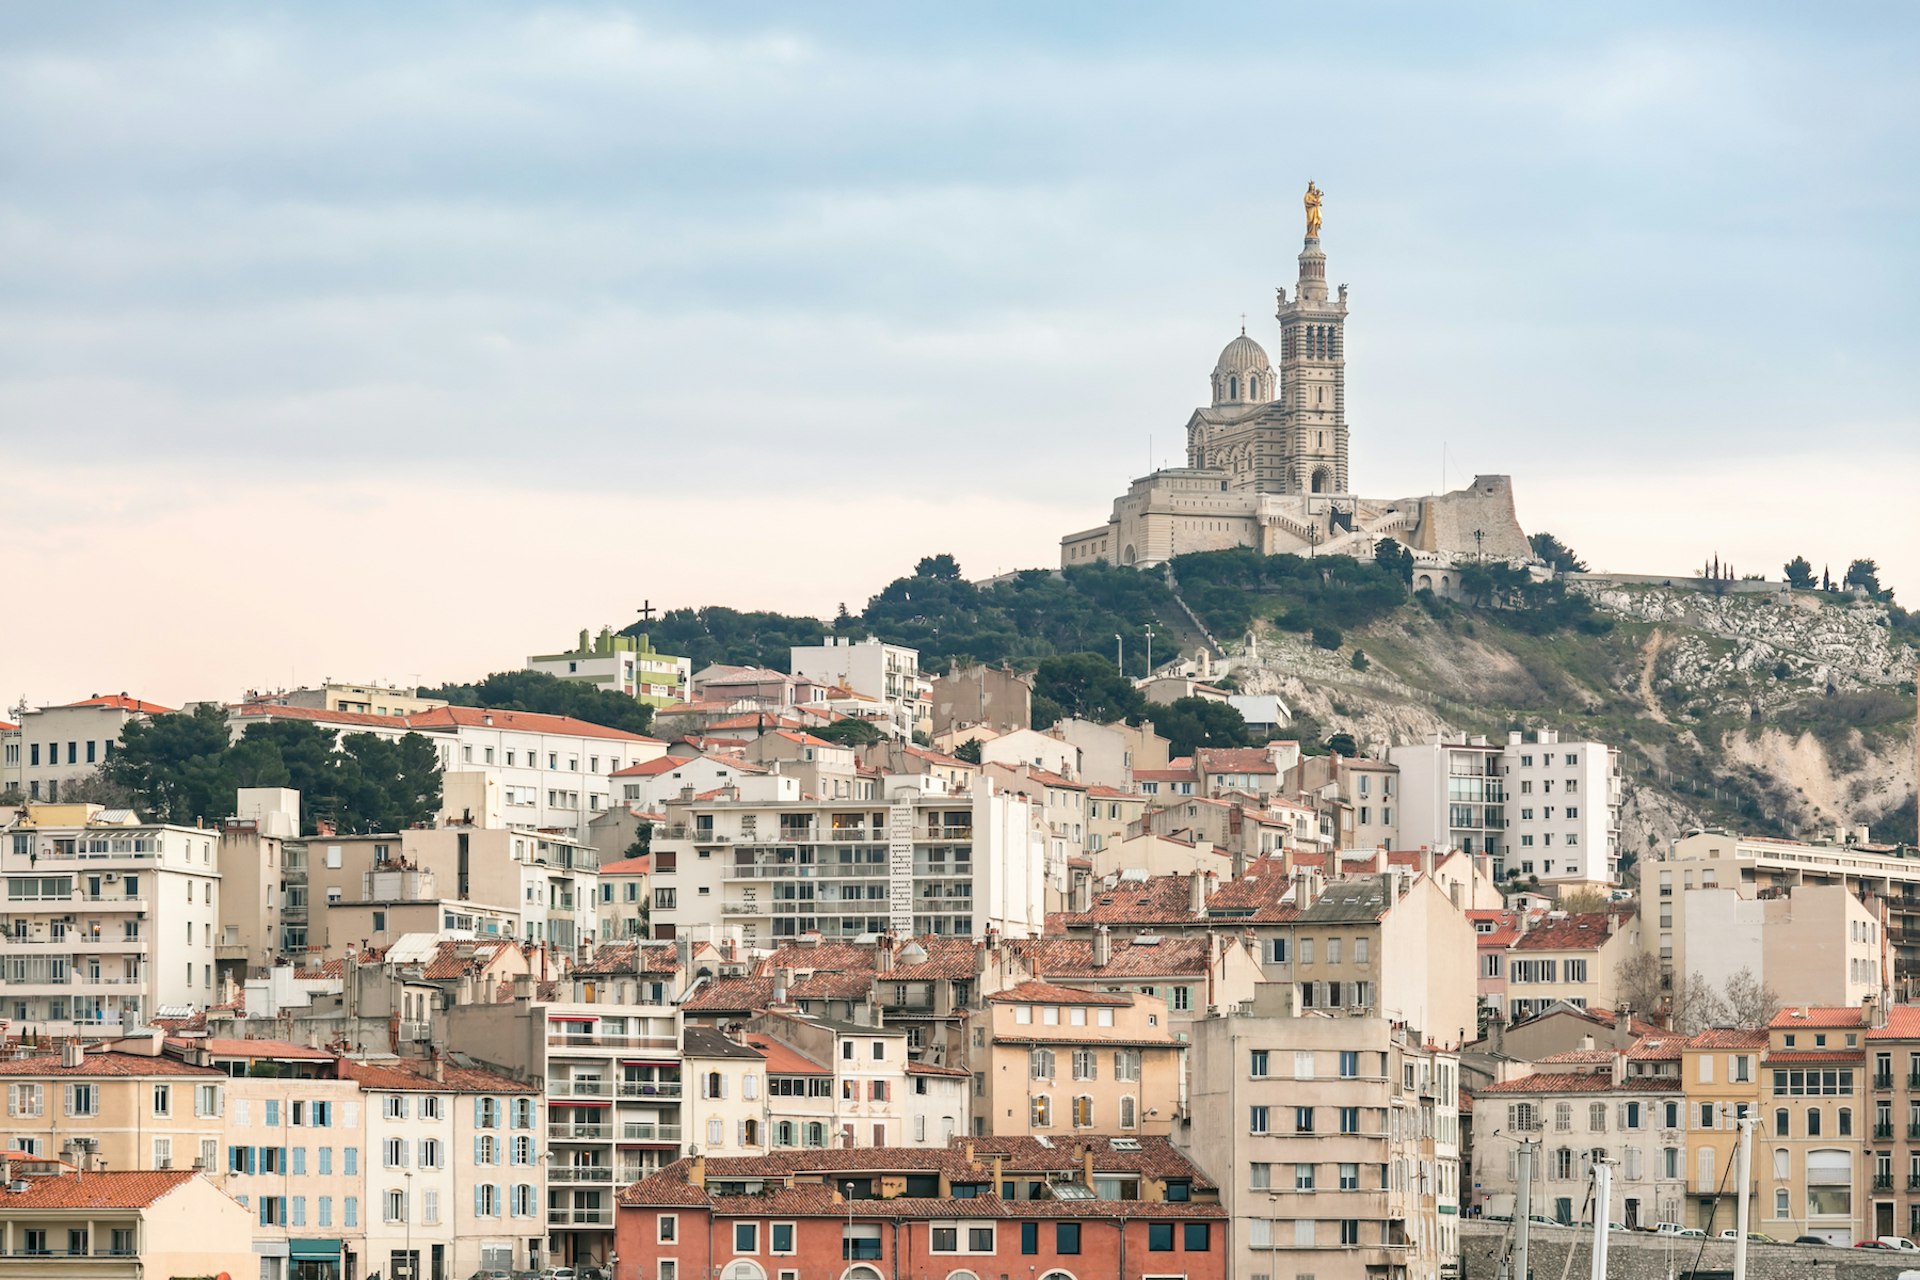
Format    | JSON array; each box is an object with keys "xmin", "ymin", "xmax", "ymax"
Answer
[
  {"xmin": 1908, "ymin": 1175, "xmax": 1920, "ymax": 1191},
  {"xmin": 842, "ymin": 1243, "xmax": 884, "ymax": 1261},
  {"xmin": 620, "ymin": 1122, "xmax": 681, "ymax": 1143},
  {"xmin": 549, "ymin": 1124, "xmax": 609, "ymax": 1140},
  {"xmin": 550, "ymin": 1166, "xmax": 615, "ymax": 1184},
  {"xmin": 1875, "ymin": 1123, "xmax": 1896, "ymax": 1139},
  {"xmin": 1, "ymin": 1248, "xmax": 140, "ymax": 1259},
  {"xmin": 546, "ymin": 1033, "xmax": 678, "ymax": 1052},
  {"xmin": 546, "ymin": 1208, "xmax": 614, "ymax": 1226},
  {"xmin": 1874, "ymin": 1175, "xmax": 1895, "ymax": 1191},
  {"xmin": 548, "ymin": 1080, "xmax": 683, "ymax": 1099},
  {"xmin": 1876, "ymin": 1073, "xmax": 1894, "ymax": 1090}
]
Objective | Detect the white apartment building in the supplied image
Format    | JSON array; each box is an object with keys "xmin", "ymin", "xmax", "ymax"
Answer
[
  {"xmin": 1392, "ymin": 729, "xmax": 1620, "ymax": 884},
  {"xmin": 788, "ymin": 637, "xmax": 931, "ymax": 738},
  {"xmin": 648, "ymin": 772, "xmax": 1049, "ymax": 947},
  {"xmin": 1187, "ymin": 988, "xmax": 1462, "ymax": 1280},
  {"xmin": 1496, "ymin": 730, "xmax": 1621, "ymax": 885},
  {"xmin": 344, "ymin": 1058, "xmax": 548, "ymax": 1280},
  {"xmin": 2, "ymin": 805, "xmax": 220, "ymax": 1036},
  {"xmin": 8, "ymin": 695, "xmax": 171, "ymax": 801},
  {"xmin": 249, "ymin": 681, "xmax": 448, "ymax": 718},
  {"xmin": 527, "ymin": 628, "xmax": 691, "ymax": 708},
  {"xmin": 683, "ymin": 1026, "xmax": 771, "ymax": 1157}
]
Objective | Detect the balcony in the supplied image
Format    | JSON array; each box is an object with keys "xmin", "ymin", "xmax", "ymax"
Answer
[
  {"xmin": 620, "ymin": 1122, "xmax": 681, "ymax": 1143},
  {"xmin": 1876, "ymin": 1074, "xmax": 1895, "ymax": 1090},
  {"xmin": 1877, "ymin": 1123, "xmax": 1897, "ymax": 1139},
  {"xmin": 548, "ymin": 1080, "xmax": 683, "ymax": 1100},
  {"xmin": 549, "ymin": 1124, "xmax": 610, "ymax": 1141},
  {"xmin": 546, "ymin": 1032, "xmax": 678, "ymax": 1052},
  {"xmin": 550, "ymin": 1166, "xmax": 616, "ymax": 1184},
  {"xmin": 1875, "ymin": 1175, "xmax": 1896, "ymax": 1191},
  {"xmin": 0, "ymin": 934, "xmax": 144, "ymax": 954},
  {"xmin": 546, "ymin": 1208, "xmax": 613, "ymax": 1226},
  {"xmin": 1909, "ymin": 1175, "xmax": 1920, "ymax": 1191},
  {"xmin": 842, "ymin": 1243, "xmax": 884, "ymax": 1261}
]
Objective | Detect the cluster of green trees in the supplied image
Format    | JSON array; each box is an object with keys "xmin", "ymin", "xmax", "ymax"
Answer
[
  {"xmin": 421, "ymin": 669, "xmax": 655, "ymax": 735},
  {"xmin": 103, "ymin": 705, "xmax": 442, "ymax": 834},
  {"xmin": 637, "ymin": 555, "xmax": 1189, "ymax": 678},
  {"xmin": 1168, "ymin": 546, "xmax": 1409, "ymax": 642},
  {"xmin": 1783, "ymin": 555, "xmax": 1894, "ymax": 601},
  {"xmin": 1451, "ymin": 562, "xmax": 1613, "ymax": 636},
  {"xmin": 1027, "ymin": 652, "xmax": 1251, "ymax": 756}
]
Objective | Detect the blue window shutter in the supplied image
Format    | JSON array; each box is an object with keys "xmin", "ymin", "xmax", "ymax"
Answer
[
  {"xmin": 474, "ymin": 1184, "xmax": 484, "ymax": 1217},
  {"xmin": 474, "ymin": 1135, "xmax": 484, "ymax": 1165},
  {"xmin": 292, "ymin": 1148, "xmax": 306, "ymax": 1176}
]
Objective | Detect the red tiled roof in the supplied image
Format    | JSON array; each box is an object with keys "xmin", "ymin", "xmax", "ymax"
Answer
[
  {"xmin": 61, "ymin": 694, "xmax": 174, "ymax": 714},
  {"xmin": 408, "ymin": 705, "xmax": 663, "ymax": 743},
  {"xmin": 234, "ymin": 703, "xmax": 406, "ymax": 730},
  {"xmin": 1195, "ymin": 747, "xmax": 1278, "ymax": 775},
  {"xmin": 1763, "ymin": 1050, "xmax": 1863, "ymax": 1065},
  {"xmin": 0, "ymin": 1049, "xmax": 224, "ymax": 1078},
  {"xmin": 906, "ymin": 1061, "xmax": 971, "ymax": 1077},
  {"xmin": 188, "ymin": 1038, "xmax": 334, "ymax": 1060},
  {"xmin": 340, "ymin": 1058, "xmax": 536, "ymax": 1094},
  {"xmin": 1689, "ymin": 1027, "xmax": 1771, "ymax": 1049},
  {"xmin": 753, "ymin": 937, "xmax": 982, "ymax": 983},
  {"xmin": 1007, "ymin": 934, "xmax": 1215, "ymax": 980},
  {"xmin": 417, "ymin": 939, "xmax": 522, "ymax": 981},
  {"xmin": 0, "ymin": 1169, "xmax": 198, "ymax": 1209},
  {"xmin": 598, "ymin": 855, "xmax": 651, "ymax": 875},
  {"xmin": 987, "ymin": 980, "xmax": 1131, "ymax": 1007},
  {"xmin": 1203, "ymin": 857, "xmax": 1303, "ymax": 922},
  {"xmin": 1510, "ymin": 913, "xmax": 1624, "ymax": 952},
  {"xmin": 1770, "ymin": 1007, "xmax": 1867, "ymax": 1029},
  {"xmin": 747, "ymin": 1039, "xmax": 830, "ymax": 1076},
  {"xmin": 1478, "ymin": 1072, "xmax": 1680, "ymax": 1095},
  {"xmin": 1869, "ymin": 1006, "xmax": 1920, "ymax": 1040}
]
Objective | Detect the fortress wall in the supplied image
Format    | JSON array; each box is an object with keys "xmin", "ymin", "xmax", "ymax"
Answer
[{"xmin": 1419, "ymin": 475, "xmax": 1533, "ymax": 561}]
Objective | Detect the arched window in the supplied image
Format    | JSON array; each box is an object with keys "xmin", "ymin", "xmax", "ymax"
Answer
[
  {"xmin": 1807, "ymin": 1107, "xmax": 1822, "ymax": 1137},
  {"xmin": 1039, "ymin": 1271, "xmax": 1078, "ymax": 1280},
  {"xmin": 806, "ymin": 1122, "xmax": 826, "ymax": 1148},
  {"xmin": 706, "ymin": 1071, "xmax": 724, "ymax": 1098},
  {"xmin": 947, "ymin": 1271, "xmax": 982, "ymax": 1280},
  {"xmin": 722, "ymin": 1264, "xmax": 766, "ymax": 1280},
  {"xmin": 708, "ymin": 1118, "xmax": 724, "ymax": 1147},
  {"xmin": 1228, "ymin": 375, "xmax": 1238, "ymax": 400},
  {"xmin": 775, "ymin": 1121, "xmax": 794, "ymax": 1147},
  {"xmin": 843, "ymin": 1269, "xmax": 885, "ymax": 1280},
  {"xmin": 743, "ymin": 1119, "xmax": 760, "ymax": 1146},
  {"xmin": 1032, "ymin": 1095, "xmax": 1052, "ymax": 1127},
  {"xmin": 1774, "ymin": 1108, "xmax": 1789, "ymax": 1136},
  {"xmin": 1774, "ymin": 1188, "xmax": 1789, "ymax": 1217}
]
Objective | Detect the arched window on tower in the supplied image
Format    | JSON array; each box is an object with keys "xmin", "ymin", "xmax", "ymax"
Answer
[{"xmin": 1228, "ymin": 375, "xmax": 1238, "ymax": 400}]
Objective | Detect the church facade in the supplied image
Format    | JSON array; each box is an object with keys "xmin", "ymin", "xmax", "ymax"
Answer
[{"xmin": 1062, "ymin": 192, "xmax": 1531, "ymax": 572}]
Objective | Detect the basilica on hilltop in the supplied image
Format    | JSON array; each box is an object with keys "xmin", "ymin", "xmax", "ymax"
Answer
[{"xmin": 1061, "ymin": 184, "xmax": 1532, "ymax": 579}]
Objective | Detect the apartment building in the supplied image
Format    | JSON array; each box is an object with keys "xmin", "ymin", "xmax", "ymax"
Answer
[
  {"xmin": 1501, "ymin": 911, "xmax": 1641, "ymax": 1023},
  {"xmin": 648, "ymin": 772, "xmax": 1049, "ymax": 946},
  {"xmin": 1188, "ymin": 987, "xmax": 1462, "ymax": 1280},
  {"xmin": 2, "ymin": 804, "xmax": 221, "ymax": 1036},
  {"xmin": 1495, "ymin": 730, "xmax": 1621, "ymax": 885},
  {"xmin": 528, "ymin": 627, "xmax": 692, "ymax": 707},
  {"xmin": 445, "ymin": 973, "xmax": 685, "ymax": 1272},
  {"xmin": 213, "ymin": 788, "xmax": 303, "ymax": 976},
  {"xmin": 1473, "ymin": 1049, "xmax": 1685, "ymax": 1230},
  {"xmin": 1053, "ymin": 716, "xmax": 1171, "ymax": 790},
  {"xmin": 0, "ymin": 1041, "xmax": 229, "ymax": 1175},
  {"xmin": 614, "ymin": 1141, "xmax": 1226, "ymax": 1280},
  {"xmin": 979, "ymin": 980, "xmax": 1180, "ymax": 1140},
  {"xmin": 1649, "ymin": 859, "xmax": 1886, "ymax": 1011},
  {"xmin": 1388, "ymin": 736, "xmax": 1505, "ymax": 870},
  {"xmin": 788, "ymin": 637, "xmax": 931, "ymax": 738},
  {"xmin": 981, "ymin": 761, "xmax": 1086, "ymax": 873},
  {"xmin": 1287, "ymin": 752, "xmax": 1400, "ymax": 852},
  {"xmin": 1675, "ymin": 1027, "xmax": 1768, "ymax": 1232},
  {"xmin": 247, "ymin": 681, "xmax": 448, "ymax": 718},
  {"xmin": 747, "ymin": 1009, "xmax": 913, "ymax": 1149},
  {"xmin": 8, "ymin": 694, "xmax": 171, "ymax": 802},
  {"xmin": 305, "ymin": 826, "xmax": 600, "ymax": 951},
  {"xmin": 683, "ymin": 1026, "xmax": 770, "ymax": 1158},
  {"xmin": 0, "ymin": 1166, "xmax": 255, "ymax": 1280},
  {"xmin": 342, "ymin": 1056, "xmax": 547, "ymax": 1280},
  {"xmin": 1764, "ymin": 1005, "xmax": 1867, "ymax": 1245},
  {"xmin": 1866, "ymin": 1006, "xmax": 1920, "ymax": 1242}
]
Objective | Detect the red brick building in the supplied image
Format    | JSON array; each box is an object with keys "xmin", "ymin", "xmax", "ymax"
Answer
[{"xmin": 614, "ymin": 1138, "xmax": 1226, "ymax": 1280}]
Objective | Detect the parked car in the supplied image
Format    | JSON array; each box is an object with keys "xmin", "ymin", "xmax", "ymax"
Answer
[
  {"xmin": 1720, "ymin": 1230, "xmax": 1779, "ymax": 1244},
  {"xmin": 1791, "ymin": 1235, "xmax": 1835, "ymax": 1246},
  {"xmin": 1856, "ymin": 1240, "xmax": 1893, "ymax": 1249},
  {"xmin": 1879, "ymin": 1238, "xmax": 1920, "ymax": 1251},
  {"xmin": 1655, "ymin": 1223, "xmax": 1706, "ymax": 1237}
]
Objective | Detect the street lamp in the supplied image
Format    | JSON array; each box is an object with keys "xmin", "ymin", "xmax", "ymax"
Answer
[{"xmin": 403, "ymin": 1169, "xmax": 413, "ymax": 1280}]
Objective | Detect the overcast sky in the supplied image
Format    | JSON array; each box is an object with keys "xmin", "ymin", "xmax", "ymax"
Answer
[{"xmin": 2, "ymin": 3, "xmax": 1915, "ymax": 706}]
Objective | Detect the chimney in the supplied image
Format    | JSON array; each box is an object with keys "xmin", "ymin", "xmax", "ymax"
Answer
[
  {"xmin": 512, "ymin": 974, "xmax": 534, "ymax": 1005},
  {"xmin": 428, "ymin": 1046, "xmax": 445, "ymax": 1083},
  {"xmin": 773, "ymin": 967, "xmax": 794, "ymax": 1005},
  {"xmin": 1420, "ymin": 846, "xmax": 1434, "ymax": 879},
  {"xmin": 1093, "ymin": 926, "xmax": 1112, "ymax": 969},
  {"xmin": 1580, "ymin": 1034, "xmax": 1595, "ymax": 1051},
  {"xmin": 877, "ymin": 935, "xmax": 895, "ymax": 974},
  {"xmin": 687, "ymin": 1154, "xmax": 706, "ymax": 1189},
  {"xmin": 1614, "ymin": 1007, "xmax": 1634, "ymax": 1051},
  {"xmin": 1082, "ymin": 1145, "xmax": 1096, "ymax": 1187},
  {"xmin": 1372, "ymin": 846, "xmax": 1389, "ymax": 875},
  {"xmin": 1188, "ymin": 873, "xmax": 1206, "ymax": 916},
  {"xmin": 61, "ymin": 1041, "xmax": 85, "ymax": 1069}
]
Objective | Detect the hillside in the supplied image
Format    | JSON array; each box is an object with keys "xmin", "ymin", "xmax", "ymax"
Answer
[{"xmin": 629, "ymin": 549, "xmax": 1919, "ymax": 855}]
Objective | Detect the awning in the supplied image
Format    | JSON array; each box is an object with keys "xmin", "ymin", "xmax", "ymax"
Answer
[
  {"xmin": 622, "ymin": 1059, "xmax": 679, "ymax": 1067},
  {"xmin": 291, "ymin": 1240, "xmax": 343, "ymax": 1260},
  {"xmin": 549, "ymin": 1015, "xmax": 596, "ymax": 1023}
]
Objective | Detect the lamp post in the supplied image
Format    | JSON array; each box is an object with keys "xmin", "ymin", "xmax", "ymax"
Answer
[
  {"xmin": 1114, "ymin": 634, "xmax": 1123, "ymax": 675},
  {"xmin": 403, "ymin": 1169, "xmax": 413, "ymax": 1280},
  {"xmin": 1143, "ymin": 626, "xmax": 1156, "ymax": 678}
]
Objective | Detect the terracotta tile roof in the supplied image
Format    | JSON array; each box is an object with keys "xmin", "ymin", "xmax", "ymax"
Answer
[
  {"xmin": 0, "ymin": 1049, "xmax": 225, "ymax": 1078},
  {"xmin": 987, "ymin": 980, "xmax": 1132, "ymax": 1007},
  {"xmin": 1689, "ymin": 1027, "xmax": 1771, "ymax": 1049},
  {"xmin": 1510, "ymin": 913, "xmax": 1623, "ymax": 952},
  {"xmin": 1869, "ymin": 1006, "xmax": 1920, "ymax": 1040},
  {"xmin": 0, "ymin": 1169, "xmax": 198, "ymax": 1209},
  {"xmin": 1086, "ymin": 784, "xmax": 1139, "ymax": 799},
  {"xmin": 598, "ymin": 855, "xmax": 651, "ymax": 876},
  {"xmin": 233, "ymin": 703, "xmax": 408, "ymax": 730},
  {"xmin": 906, "ymin": 1060, "xmax": 971, "ymax": 1077},
  {"xmin": 1762, "ymin": 1050, "xmax": 1862, "ymax": 1065},
  {"xmin": 1770, "ymin": 1006, "xmax": 1867, "ymax": 1029},
  {"xmin": 611, "ymin": 756, "xmax": 694, "ymax": 777},
  {"xmin": 753, "ymin": 936, "xmax": 982, "ymax": 983},
  {"xmin": 418, "ymin": 939, "xmax": 522, "ymax": 980},
  {"xmin": 1131, "ymin": 768, "xmax": 1197, "ymax": 783},
  {"xmin": 682, "ymin": 1027, "xmax": 766, "ymax": 1062},
  {"xmin": 1478, "ymin": 1072, "xmax": 1678, "ymax": 1095},
  {"xmin": 683, "ymin": 972, "xmax": 871, "ymax": 1013},
  {"xmin": 901, "ymin": 744, "xmax": 975, "ymax": 769},
  {"xmin": 407, "ymin": 705, "xmax": 664, "ymax": 744},
  {"xmin": 1195, "ymin": 747, "xmax": 1278, "ymax": 775},
  {"xmin": 747, "ymin": 1038, "xmax": 831, "ymax": 1076},
  {"xmin": 1203, "ymin": 858, "xmax": 1303, "ymax": 922},
  {"xmin": 969, "ymin": 1135, "xmax": 1217, "ymax": 1189},
  {"xmin": 1627, "ymin": 1036, "xmax": 1684, "ymax": 1061},
  {"xmin": 340, "ymin": 1058, "xmax": 537, "ymax": 1094},
  {"xmin": 576, "ymin": 941, "xmax": 682, "ymax": 976},
  {"xmin": 1047, "ymin": 875, "xmax": 1195, "ymax": 928},
  {"xmin": 60, "ymin": 694, "xmax": 174, "ymax": 714},
  {"xmin": 189, "ymin": 1038, "xmax": 335, "ymax": 1060},
  {"xmin": 1534, "ymin": 1049, "xmax": 1615, "ymax": 1066},
  {"xmin": 767, "ymin": 730, "xmax": 841, "ymax": 749},
  {"xmin": 1006, "ymin": 935, "xmax": 1214, "ymax": 980}
]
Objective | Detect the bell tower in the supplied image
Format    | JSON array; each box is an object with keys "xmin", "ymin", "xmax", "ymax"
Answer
[{"xmin": 1276, "ymin": 182, "xmax": 1350, "ymax": 494}]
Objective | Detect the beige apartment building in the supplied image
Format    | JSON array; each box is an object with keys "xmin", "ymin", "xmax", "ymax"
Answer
[
  {"xmin": 683, "ymin": 1025, "xmax": 770, "ymax": 1157},
  {"xmin": 0, "ymin": 1167, "xmax": 256, "ymax": 1280},
  {"xmin": 1188, "ymin": 987, "xmax": 1462, "ymax": 1280},
  {"xmin": 1764, "ymin": 1005, "xmax": 1868, "ymax": 1245},
  {"xmin": 1659, "ymin": 831, "xmax": 1911, "ymax": 999},
  {"xmin": 0, "ymin": 1042, "xmax": 229, "ymax": 1175},
  {"xmin": 1501, "ymin": 910, "xmax": 1641, "ymax": 1023},
  {"xmin": 980, "ymin": 979, "xmax": 1181, "ymax": 1139},
  {"xmin": 1678, "ymin": 1027, "xmax": 1768, "ymax": 1231}
]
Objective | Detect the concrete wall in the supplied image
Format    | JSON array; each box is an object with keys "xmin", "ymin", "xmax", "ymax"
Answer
[{"xmin": 1459, "ymin": 1220, "xmax": 1914, "ymax": 1280}]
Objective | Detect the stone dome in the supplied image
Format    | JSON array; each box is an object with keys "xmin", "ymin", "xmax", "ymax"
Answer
[{"xmin": 1211, "ymin": 329, "xmax": 1273, "ymax": 407}]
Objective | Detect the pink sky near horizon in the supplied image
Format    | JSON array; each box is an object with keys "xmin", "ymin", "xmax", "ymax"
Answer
[{"xmin": 2, "ymin": 452, "xmax": 1912, "ymax": 711}]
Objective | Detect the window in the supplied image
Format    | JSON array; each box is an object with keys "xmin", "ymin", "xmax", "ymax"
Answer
[
  {"xmin": 1073, "ymin": 1050, "xmax": 1098, "ymax": 1081},
  {"xmin": 734, "ymin": 1223, "xmax": 759, "ymax": 1254},
  {"xmin": 1339, "ymin": 1162, "xmax": 1359, "ymax": 1190},
  {"xmin": 659, "ymin": 1215, "xmax": 678, "ymax": 1244},
  {"xmin": 1250, "ymin": 1050, "xmax": 1270, "ymax": 1077},
  {"xmin": 1071, "ymin": 1095, "xmax": 1094, "ymax": 1128},
  {"xmin": 1250, "ymin": 1105, "xmax": 1270, "ymax": 1134},
  {"xmin": 1030, "ymin": 1048, "xmax": 1056, "ymax": 1080},
  {"xmin": 1184, "ymin": 1223, "xmax": 1210, "ymax": 1251},
  {"xmin": 1031, "ymin": 1095, "xmax": 1051, "ymax": 1127},
  {"xmin": 1340, "ymin": 1220, "xmax": 1361, "ymax": 1246},
  {"xmin": 1294, "ymin": 1106, "xmax": 1313, "ymax": 1133},
  {"xmin": 1020, "ymin": 1223, "xmax": 1038, "ymax": 1255},
  {"xmin": 152, "ymin": 1084, "xmax": 171, "ymax": 1116},
  {"xmin": 1148, "ymin": 1223, "xmax": 1175, "ymax": 1251},
  {"xmin": 1295, "ymin": 1163, "xmax": 1316, "ymax": 1191},
  {"xmin": 66, "ymin": 1084, "xmax": 98, "ymax": 1117},
  {"xmin": 1339, "ymin": 1050, "xmax": 1358, "ymax": 1078},
  {"xmin": 1339, "ymin": 1106, "xmax": 1360, "ymax": 1134},
  {"xmin": 1055, "ymin": 1223, "xmax": 1081, "ymax": 1255},
  {"xmin": 1250, "ymin": 1162, "xmax": 1271, "ymax": 1190}
]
